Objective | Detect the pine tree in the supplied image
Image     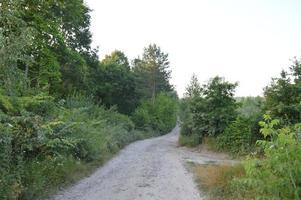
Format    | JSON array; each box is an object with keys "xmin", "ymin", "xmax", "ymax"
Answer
[
  {"xmin": 185, "ymin": 73, "xmax": 202, "ymax": 98},
  {"xmin": 133, "ymin": 44, "xmax": 173, "ymax": 102}
]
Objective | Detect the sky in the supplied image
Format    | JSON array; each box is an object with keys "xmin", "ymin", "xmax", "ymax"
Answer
[{"xmin": 84, "ymin": 0, "xmax": 301, "ymax": 97}]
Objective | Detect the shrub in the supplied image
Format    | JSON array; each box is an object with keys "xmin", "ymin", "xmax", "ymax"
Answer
[
  {"xmin": 180, "ymin": 115, "xmax": 193, "ymax": 136},
  {"xmin": 132, "ymin": 93, "xmax": 178, "ymax": 134},
  {"xmin": 216, "ymin": 117, "xmax": 252, "ymax": 155},
  {"xmin": 18, "ymin": 93, "xmax": 55, "ymax": 115},
  {"xmin": 234, "ymin": 115, "xmax": 301, "ymax": 199},
  {"xmin": 179, "ymin": 76, "xmax": 238, "ymax": 146},
  {"xmin": 0, "ymin": 94, "xmax": 15, "ymax": 113}
]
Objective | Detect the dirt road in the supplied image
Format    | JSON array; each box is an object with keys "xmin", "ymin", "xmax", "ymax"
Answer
[{"xmin": 53, "ymin": 126, "xmax": 233, "ymax": 200}]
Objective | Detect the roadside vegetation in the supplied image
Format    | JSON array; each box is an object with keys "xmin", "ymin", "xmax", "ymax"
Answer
[
  {"xmin": 180, "ymin": 59, "xmax": 301, "ymax": 199},
  {"xmin": 0, "ymin": 1, "xmax": 177, "ymax": 199}
]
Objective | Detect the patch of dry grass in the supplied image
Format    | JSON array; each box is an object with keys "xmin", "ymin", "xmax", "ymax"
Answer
[
  {"xmin": 178, "ymin": 134, "xmax": 200, "ymax": 147},
  {"xmin": 202, "ymin": 137, "xmax": 220, "ymax": 152},
  {"xmin": 192, "ymin": 163, "xmax": 245, "ymax": 200}
]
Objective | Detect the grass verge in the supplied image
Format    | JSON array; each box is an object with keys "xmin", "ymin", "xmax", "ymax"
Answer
[
  {"xmin": 178, "ymin": 134, "xmax": 200, "ymax": 147},
  {"xmin": 191, "ymin": 163, "xmax": 246, "ymax": 200}
]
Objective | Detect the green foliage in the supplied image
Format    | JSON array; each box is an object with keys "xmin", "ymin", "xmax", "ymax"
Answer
[
  {"xmin": 58, "ymin": 48, "xmax": 88, "ymax": 95},
  {"xmin": 18, "ymin": 93, "xmax": 55, "ymax": 115},
  {"xmin": 264, "ymin": 58, "xmax": 301, "ymax": 124},
  {"xmin": 133, "ymin": 44, "xmax": 174, "ymax": 100},
  {"xmin": 182, "ymin": 57, "xmax": 301, "ymax": 199},
  {"xmin": 233, "ymin": 115, "xmax": 301, "ymax": 200},
  {"xmin": 216, "ymin": 117, "xmax": 252, "ymax": 155},
  {"xmin": 92, "ymin": 50, "xmax": 138, "ymax": 114},
  {"xmin": 132, "ymin": 93, "xmax": 178, "ymax": 134},
  {"xmin": 179, "ymin": 110, "xmax": 193, "ymax": 136},
  {"xmin": 236, "ymin": 96, "xmax": 264, "ymax": 118},
  {"xmin": 0, "ymin": 0, "xmax": 97, "ymax": 96},
  {"xmin": 0, "ymin": 95, "xmax": 157, "ymax": 199},
  {"xmin": 1, "ymin": 1, "xmax": 178, "ymax": 199},
  {"xmin": 214, "ymin": 97, "xmax": 265, "ymax": 155},
  {"xmin": 0, "ymin": 1, "xmax": 33, "ymax": 95},
  {"xmin": 180, "ymin": 76, "xmax": 238, "ymax": 145},
  {"xmin": 203, "ymin": 77, "xmax": 238, "ymax": 136},
  {"xmin": 91, "ymin": 46, "xmax": 177, "ymax": 115},
  {"xmin": 0, "ymin": 94, "xmax": 15, "ymax": 113},
  {"xmin": 178, "ymin": 76, "xmax": 201, "ymax": 142},
  {"xmin": 180, "ymin": 75, "xmax": 268, "ymax": 155},
  {"xmin": 184, "ymin": 73, "xmax": 202, "ymax": 98}
]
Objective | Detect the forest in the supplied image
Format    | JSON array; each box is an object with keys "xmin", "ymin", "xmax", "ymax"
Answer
[
  {"xmin": 0, "ymin": 1, "xmax": 177, "ymax": 199},
  {"xmin": 1, "ymin": 0, "xmax": 301, "ymax": 200}
]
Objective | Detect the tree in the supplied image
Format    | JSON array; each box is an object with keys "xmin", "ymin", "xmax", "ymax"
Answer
[
  {"xmin": 132, "ymin": 92, "xmax": 178, "ymax": 133},
  {"xmin": 236, "ymin": 96, "xmax": 264, "ymax": 118},
  {"xmin": 203, "ymin": 76, "xmax": 238, "ymax": 136},
  {"xmin": 180, "ymin": 76, "xmax": 238, "ymax": 144},
  {"xmin": 2, "ymin": 0, "xmax": 96, "ymax": 96},
  {"xmin": 133, "ymin": 44, "xmax": 173, "ymax": 101},
  {"xmin": 0, "ymin": 0, "xmax": 34, "ymax": 95},
  {"xmin": 264, "ymin": 57, "xmax": 301, "ymax": 124},
  {"xmin": 92, "ymin": 50, "xmax": 138, "ymax": 114},
  {"xmin": 184, "ymin": 73, "xmax": 202, "ymax": 98},
  {"xmin": 101, "ymin": 50, "xmax": 130, "ymax": 69}
]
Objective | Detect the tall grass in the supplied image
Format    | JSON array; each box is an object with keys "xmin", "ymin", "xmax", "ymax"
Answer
[{"xmin": 192, "ymin": 163, "xmax": 246, "ymax": 200}]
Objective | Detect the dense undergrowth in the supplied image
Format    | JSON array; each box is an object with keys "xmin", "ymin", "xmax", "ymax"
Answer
[{"xmin": 0, "ymin": 94, "xmax": 162, "ymax": 199}]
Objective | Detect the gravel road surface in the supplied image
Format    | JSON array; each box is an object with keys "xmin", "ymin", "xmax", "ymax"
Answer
[{"xmin": 53, "ymin": 126, "xmax": 232, "ymax": 200}]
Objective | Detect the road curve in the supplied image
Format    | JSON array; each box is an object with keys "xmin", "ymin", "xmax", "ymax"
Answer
[{"xmin": 52, "ymin": 126, "xmax": 203, "ymax": 200}]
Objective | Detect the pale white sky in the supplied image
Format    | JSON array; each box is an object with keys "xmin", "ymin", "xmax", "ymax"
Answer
[{"xmin": 84, "ymin": 0, "xmax": 301, "ymax": 97}]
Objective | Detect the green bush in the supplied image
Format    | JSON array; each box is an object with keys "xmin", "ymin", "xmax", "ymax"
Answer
[
  {"xmin": 0, "ymin": 92, "xmax": 55, "ymax": 116},
  {"xmin": 18, "ymin": 93, "xmax": 55, "ymax": 116},
  {"xmin": 180, "ymin": 116, "xmax": 193, "ymax": 136},
  {"xmin": 216, "ymin": 117, "xmax": 252, "ymax": 155},
  {"xmin": 132, "ymin": 93, "xmax": 178, "ymax": 134},
  {"xmin": 179, "ymin": 76, "xmax": 238, "ymax": 146},
  {"xmin": 0, "ymin": 94, "xmax": 15, "ymax": 113},
  {"xmin": 233, "ymin": 115, "xmax": 301, "ymax": 199}
]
